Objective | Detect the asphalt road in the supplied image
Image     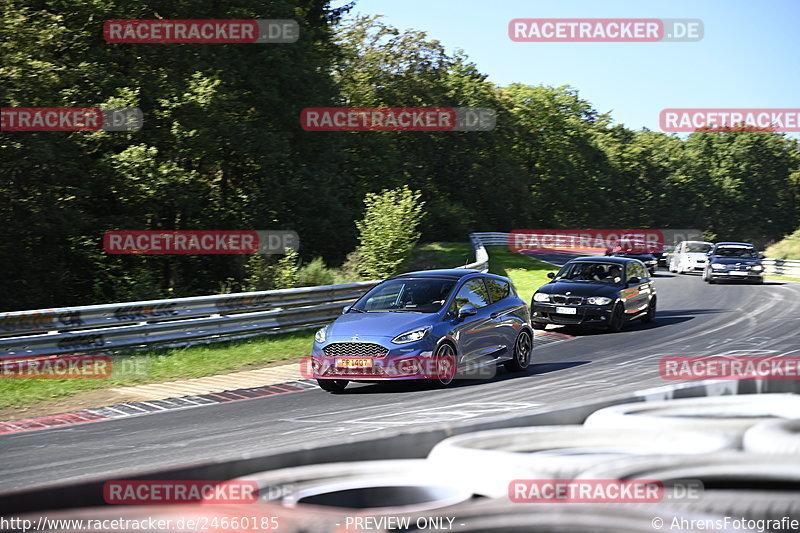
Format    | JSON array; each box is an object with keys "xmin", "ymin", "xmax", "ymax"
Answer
[{"xmin": 2, "ymin": 271, "xmax": 800, "ymax": 492}]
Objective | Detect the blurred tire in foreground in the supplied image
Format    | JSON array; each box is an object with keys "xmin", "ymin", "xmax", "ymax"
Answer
[
  {"xmin": 583, "ymin": 394, "xmax": 800, "ymax": 444},
  {"xmin": 743, "ymin": 418, "xmax": 800, "ymax": 454},
  {"xmin": 577, "ymin": 453, "xmax": 800, "ymax": 531},
  {"xmin": 397, "ymin": 500, "xmax": 757, "ymax": 532},
  {"xmin": 426, "ymin": 425, "xmax": 735, "ymax": 496}
]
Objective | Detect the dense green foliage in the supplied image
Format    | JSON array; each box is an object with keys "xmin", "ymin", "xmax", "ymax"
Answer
[{"xmin": 2, "ymin": 3, "xmax": 799, "ymax": 311}]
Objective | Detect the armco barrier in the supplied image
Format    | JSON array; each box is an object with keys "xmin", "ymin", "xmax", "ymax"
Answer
[
  {"xmin": 762, "ymin": 258, "xmax": 800, "ymax": 277},
  {"xmin": 0, "ymin": 236, "xmax": 488, "ymax": 359}
]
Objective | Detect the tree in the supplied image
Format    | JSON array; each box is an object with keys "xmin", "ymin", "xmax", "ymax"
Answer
[{"xmin": 353, "ymin": 185, "xmax": 425, "ymax": 279}]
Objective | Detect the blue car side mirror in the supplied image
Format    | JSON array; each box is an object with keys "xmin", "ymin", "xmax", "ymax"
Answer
[
  {"xmin": 342, "ymin": 305, "xmax": 351, "ymax": 314},
  {"xmin": 458, "ymin": 305, "xmax": 478, "ymax": 319}
]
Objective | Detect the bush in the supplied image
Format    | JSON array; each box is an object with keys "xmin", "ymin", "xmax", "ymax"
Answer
[
  {"xmin": 242, "ymin": 249, "xmax": 299, "ymax": 291},
  {"xmin": 354, "ymin": 185, "xmax": 425, "ymax": 279},
  {"xmin": 296, "ymin": 257, "xmax": 336, "ymax": 287}
]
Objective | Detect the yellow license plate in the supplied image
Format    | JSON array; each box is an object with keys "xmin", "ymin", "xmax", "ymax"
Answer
[{"xmin": 337, "ymin": 358, "xmax": 373, "ymax": 368}]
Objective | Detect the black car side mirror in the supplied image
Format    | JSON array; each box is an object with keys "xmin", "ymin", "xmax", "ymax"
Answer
[
  {"xmin": 628, "ymin": 276, "xmax": 640, "ymax": 285},
  {"xmin": 458, "ymin": 304, "xmax": 478, "ymax": 319},
  {"xmin": 547, "ymin": 272, "xmax": 556, "ymax": 279}
]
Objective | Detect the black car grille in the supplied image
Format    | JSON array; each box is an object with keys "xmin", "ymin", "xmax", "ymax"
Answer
[
  {"xmin": 323, "ymin": 342, "xmax": 388, "ymax": 357},
  {"xmin": 551, "ymin": 295, "xmax": 584, "ymax": 305}
]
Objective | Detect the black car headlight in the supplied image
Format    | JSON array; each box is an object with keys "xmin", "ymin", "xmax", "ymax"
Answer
[
  {"xmin": 533, "ymin": 292, "xmax": 551, "ymax": 303},
  {"xmin": 587, "ymin": 296, "xmax": 612, "ymax": 305}
]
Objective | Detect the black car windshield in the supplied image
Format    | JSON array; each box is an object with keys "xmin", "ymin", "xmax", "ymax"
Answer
[
  {"xmin": 714, "ymin": 246, "xmax": 759, "ymax": 258},
  {"xmin": 352, "ymin": 278, "xmax": 456, "ymax": 313},
  {"xmin": 686, "ymin": 243, "xmax": 713, "ymax": 253},
  {"xmin": 555, "ymin": 262, "xmax": 624, "ymax": 284}
]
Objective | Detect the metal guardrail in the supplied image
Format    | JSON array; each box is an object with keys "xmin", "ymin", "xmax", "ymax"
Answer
[
  {"xmin": 0, "ymin": 236, "xmax": 489, "ymax": 359},
  {"xmin": 762, "ymin": 258, "xmax": 800, "ymax": 277}
]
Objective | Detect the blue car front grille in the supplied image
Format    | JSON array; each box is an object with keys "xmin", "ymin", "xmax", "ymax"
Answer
[{"xmin": 323, "ymin": 342, "xmax": 388, "ymax": 357}]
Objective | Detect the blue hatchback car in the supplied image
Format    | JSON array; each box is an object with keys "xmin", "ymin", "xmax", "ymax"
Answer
[{"xmin": 311, "ymin": 269, "xmax": 533, "ymax": 392}]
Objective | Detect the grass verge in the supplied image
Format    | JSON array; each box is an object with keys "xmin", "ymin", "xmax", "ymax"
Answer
[
  {"xmin": 404, "ymin": 241, "xmax": 474, "ymax": 271},
  {"xmin": 485, "ymin": 246, "xmax": 557, "ymax": 298},
  {"xmin": 767, "ymin": 275, "xmax": 800, "ymax": 283},
  {"xmin": 0, "ymin": 330, "xmax": 314, "ymax": 411}
]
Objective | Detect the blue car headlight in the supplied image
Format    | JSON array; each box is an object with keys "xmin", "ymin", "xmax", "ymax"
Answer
[
  {"xmin": 711, "ymin": 263, "xmax": 725, "ymax": 270},
  {"xmin": 751, "ymin": 265, "xmax": 763, "ymax": 271},
  {"xmin": 315, "ymin": 326, "xmax": 328, "ymax": 343},
  {"xmin": 392, "ymin": 326, "xmax": 431, "ymax": 344}
]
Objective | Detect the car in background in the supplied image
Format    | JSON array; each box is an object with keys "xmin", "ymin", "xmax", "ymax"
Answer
[
  {"xmin": 702, "ymin": 242, "xmax": 765, "ymax": 284},
  {"xmin": 653, "ymin": 245, "xmax": 674, "ymax": 267},
  {"xmin": 530, "ymin": 257, "xmax": 656, "ymax": 333},
  {"xmin": 607, "ymin": 251, "xmax": 658, "ymax": 276},
  {"xmin": 668, "ymin": 240, "xmax": 714, "ymax": 273},
  {"xmin": 311, "ymin": 269, "xmax": 534, "ymax": 392}
]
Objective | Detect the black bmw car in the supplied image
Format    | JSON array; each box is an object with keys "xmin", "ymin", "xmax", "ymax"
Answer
[
  {"xmin": 531, "ymin": 257, "xmax": 656, "ymax": 332},
  {"xmin": 702, "ymin": 242, "xmax": 765, "ymax": 284},
  {"xmin": 607, "ymin": 251, "xmax": 658, "ymax": 275}
]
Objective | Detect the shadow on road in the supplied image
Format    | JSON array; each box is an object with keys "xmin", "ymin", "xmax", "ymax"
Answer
[
  {"xmin": 548, "ymin": 315, "xmax": 694, "ymax": 336},
  {"xmin": 331, "ymin": 361, "xmax": 592, "ymax": 394}
]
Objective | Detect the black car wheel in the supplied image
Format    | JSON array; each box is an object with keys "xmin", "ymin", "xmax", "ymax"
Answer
[
  {"xmin": 641, "ymin": 297, "xmax": 656, "ymax": 323},
  {"xmin": 431, "ymin": 342, "xmax": 457, "ymax": 387},
  {"xmin": 317, "ymin": 379, "xmax": 348, "ymax": 392},
  {"xmin": 505, "ymin": 330, "xmax": 532, "ymax": 372},
  {"xmin": 606, "ymin": 303, "xmax": 625, "ymax": 333}
]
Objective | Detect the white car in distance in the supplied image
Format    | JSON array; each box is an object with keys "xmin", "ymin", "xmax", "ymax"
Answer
[{"xmin": 668, "ymin": 241, "xmax": 714, "ymax": 274}]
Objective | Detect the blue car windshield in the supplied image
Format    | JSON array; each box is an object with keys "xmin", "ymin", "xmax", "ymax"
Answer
[
  {"xmin": 555, "ymin": 262, "xmax": 624, "ymax": 284},
  {"xmin": 352, "ymin": 278, "xmax": 456, "ymax": 313},
  {"xmin": 714, "ymin": 246, "xmax": 759, "ymax": 258}
]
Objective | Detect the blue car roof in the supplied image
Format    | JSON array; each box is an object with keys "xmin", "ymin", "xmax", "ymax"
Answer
[{"xmin": 389, "ymin": 269, "xmax": 482, "ymax": 280}]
